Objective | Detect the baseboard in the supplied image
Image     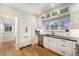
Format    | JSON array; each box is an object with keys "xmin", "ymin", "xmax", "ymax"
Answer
[
  {"xmin": 20, "ymin": 44, "xmax": 32, "ymax": 49},
  {"xmin": 3, "ymin": 39, "xmax": 15, "ymax": 42}
]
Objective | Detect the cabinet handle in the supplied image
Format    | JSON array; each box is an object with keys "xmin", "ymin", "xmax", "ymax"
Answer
[
  {"xmin": 62, "ymin": 40, "xmax": 66, "ymax": 42},
  {"xmin": 24, "ymin": 36, "xmax": 29, "ymax": 38},
  {"xmin": 61, "ymin": 45, "xmax": 66, "ymax": 47},
  {"xmin": 61, "ymin": 51, "xmax": 65, "ymax": 54}
]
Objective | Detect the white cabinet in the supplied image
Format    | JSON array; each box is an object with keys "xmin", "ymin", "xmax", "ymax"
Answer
[
  {"xmin": 56, "ymin": 39, "xmax": 76, "ymax": 56},
  {"xmin": 49, "ymin": 37, "xmax": 57, "ymax": 52},
  {"xmin": 43, "ymin": 37, "xmax": 50, "ymax": 49},
  {"xmin": 43, "ymin": 36, "xmax": 77, "ymax": 56},
  {"xmin": 32, "ymin": 35, "xmax": 38, "ymax": 44},
  {"xmin": 43, "ymin": 37, "xmax": 57, "ymax": 52},
  {"xmin": 72, "ymin": 42, "xmax": 77, "ymax": 56}
]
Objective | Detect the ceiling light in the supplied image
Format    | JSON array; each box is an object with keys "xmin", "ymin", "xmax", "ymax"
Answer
[
  {"xmin": 38, "ymin": 11, "xmax": 41, "ymax": 14},
  {"xmin": 51, "ymin": 4, "xmax": 54, "ymax": 7}
]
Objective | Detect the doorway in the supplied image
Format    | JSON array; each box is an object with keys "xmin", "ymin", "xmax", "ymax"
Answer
[{"xmin": 0, "ymin": 15, "xmax": 17, "ymax": 55}]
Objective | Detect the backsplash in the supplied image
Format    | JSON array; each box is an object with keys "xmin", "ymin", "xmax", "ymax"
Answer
[{"xmin": 70, "ymin": 29, "xmax": 79, "ymax": 38}]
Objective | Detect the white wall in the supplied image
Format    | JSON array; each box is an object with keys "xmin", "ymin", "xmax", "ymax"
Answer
[
  {"xmin": 70, "ymin": 29, "xmax": 79, "ymax": 38},
  {"xmin": 69, "ymin": 4, "xmax": 79, "ymax": 29},
  {"xmin": 69, "ymin": 4, "xmax": 79, "ymax": 39}
]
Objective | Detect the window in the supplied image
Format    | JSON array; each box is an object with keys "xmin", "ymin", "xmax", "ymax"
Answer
[
  {"xmin": 46, "ymin": 25, "xmax": 49, "ymax": 31},
  {"xmin": 4, "ymin": 24, "xmax": 12, "ymax": 32}
]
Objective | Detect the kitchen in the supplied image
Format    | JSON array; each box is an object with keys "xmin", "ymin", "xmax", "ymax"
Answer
[
  {"xmin": 0, "ymin": 3, "xmax": 79, "ymax": 56},
  {"xmin": 35, "ymin": 3, "xmax": 79, "ymax": 56}
]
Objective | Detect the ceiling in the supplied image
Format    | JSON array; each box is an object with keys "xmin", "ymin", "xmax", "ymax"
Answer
[{"xmin": 3, "ymin": 3, "xmax": 69, "ymax": 16}]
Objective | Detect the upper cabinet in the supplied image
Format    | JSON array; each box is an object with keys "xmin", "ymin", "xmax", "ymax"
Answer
[
  {"xmin": 41, "ymin": 16, "xmax": 45, "ymax": 19},
  {"xmin": 46, "ymin": 13, "xmax": 51, "ymax": 18},
  {"xmin": 40, "ymin": 7, "xmax": 69, "ymax": 21},
  {"xmin": 60, "ymin": 8, "xmax": 68, "ymax": 14},
  {"xmin": 51, "ymin": 11, "xmax": 58, "ymax": 16},
  {"xmin": 40, "ymin": 7, "xmax": 70, "ymax": 32}
]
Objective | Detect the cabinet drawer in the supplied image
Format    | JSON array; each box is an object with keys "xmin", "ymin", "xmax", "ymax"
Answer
[
  {"xmin": 61, "ymin": 50, "xmax": 73, "ymax": 56},
  {"xmin": 56, "ymin": 48, "xmax": 66, "ymax": 55},
  {"xmin": 43, "ymin": 37, "xmax": 50, "ymax": 49},
  {"xmin": 57, "ymin": 46, "xmax": 73, "ymax": 56},
  {"xmin": 60, "ymin": 51, "xmax": 66, "ymax": 56},
  {"xmin": 57, "ymin": 39, "xmax": 73, "ymax": 46}
]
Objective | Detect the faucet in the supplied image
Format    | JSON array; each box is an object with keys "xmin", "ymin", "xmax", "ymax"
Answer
[{"xmin": 51, "ymin": 31, "xmax": 54, "ymax": 35}]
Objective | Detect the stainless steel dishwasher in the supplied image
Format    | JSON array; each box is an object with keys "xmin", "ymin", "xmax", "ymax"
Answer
[{"xmin": 38, "ymin": 35, "xmax": 43, "ymax": 46}]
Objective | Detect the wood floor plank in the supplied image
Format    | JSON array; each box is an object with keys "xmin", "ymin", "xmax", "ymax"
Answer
[{"xmin": 0, "ymin": 41, "xmax": 58, "ymax": 56}]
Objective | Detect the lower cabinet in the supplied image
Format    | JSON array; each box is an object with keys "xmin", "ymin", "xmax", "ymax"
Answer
[
  {"xmin": 43, "ymin": 37, "xmax": 50, "ymax": 49},
  {"xmin": 49, "ymin": 37, "xmax": 57, "ymax": 52},
  {"xmin": 72, "ymin": 42, "xmax": 77, "ymax": 56},
  {"xmin": 43, "ymin": 37, "xmax": 57, "ymax": 52},
  {"xmin": 43, "ymin": 36, "xmax": 77, "ymax": 56}
]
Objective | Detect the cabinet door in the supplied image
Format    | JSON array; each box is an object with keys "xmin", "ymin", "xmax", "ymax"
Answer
[
  {"xmin": 56, "ymin": 39, "xmax": 74, "ymax": 56},
  {"xmin": 49, "ymin": 38, "xmax": 57, "ymax": 52},
  {"xmin": 43, "ymin": 37, "xmax": 50, "ymax": 49},
  {"xmin": 61, "ymin": 40, "xmax": 73, "ymax": 56},
  {"xmin": 56, "ymin": 39, "xmax": 63, "ymax": 54},
  {"xmin": 72, "ymin": 42, "xmax": 77, "ymax": 56},
  {"xmin": 64, "ymin": 45, "xmax": 73, "ymax": 56},
  {"xmin": 32, "ymin": 35, "xmax": 38, "ymax": 44}
]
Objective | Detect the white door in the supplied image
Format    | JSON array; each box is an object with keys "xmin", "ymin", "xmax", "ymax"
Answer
[{"xmin": 17, "ymin": 18, "xmax": 32, "ymax": 48}]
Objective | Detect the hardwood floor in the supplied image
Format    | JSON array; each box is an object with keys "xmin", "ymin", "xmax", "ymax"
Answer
[
  {"xmin": 0, "ymin": 41, "xmax": 58, "ymax": 56},
  {"xmin": 0, "ymin": 41, "xmax": 17, "ymax": 56}
]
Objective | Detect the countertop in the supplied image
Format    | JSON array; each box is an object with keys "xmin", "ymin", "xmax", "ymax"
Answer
[{"xmin": 37, "ymin": 34, "xmax": 78, "ymax": 42}]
